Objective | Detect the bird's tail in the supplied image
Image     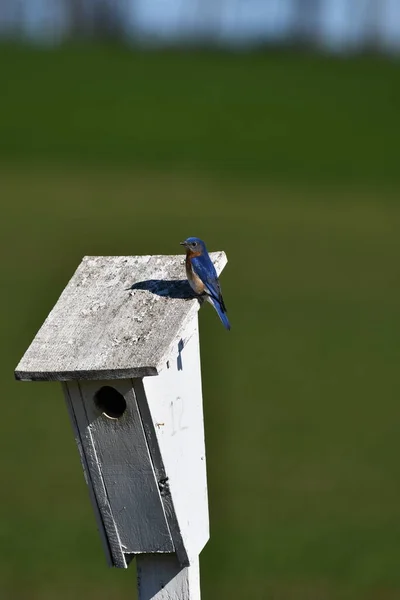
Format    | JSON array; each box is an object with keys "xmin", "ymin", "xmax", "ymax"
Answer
[{"xmin": 207, "ymin": 295, "xmax": 231, "ymax": 331}]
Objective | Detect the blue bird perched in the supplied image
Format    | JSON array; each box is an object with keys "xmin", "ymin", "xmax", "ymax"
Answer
[{"xmin": 180, "ymin": 237, "xmax": 231, "ymax": 331}]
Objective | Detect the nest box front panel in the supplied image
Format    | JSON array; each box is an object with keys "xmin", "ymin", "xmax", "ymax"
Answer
[{"xmin": 64, "ymin": 379, "xmax": 174, "ymax": 564}]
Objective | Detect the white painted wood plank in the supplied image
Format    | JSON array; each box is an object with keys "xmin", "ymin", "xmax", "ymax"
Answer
[
  {"xmin": 142, "ymin": 316, "xmax": 209, "ymax": 564},
  {"xmin": 77, "ymin": 379, "xmax": 174, "ymax": 556},
  {"xmin": 136, "ymin": 554, "xmax": 200, "ymax": 600},
  {"xmin": 15, "ymin": 252, "xmax": 227, "ymax": 382}
]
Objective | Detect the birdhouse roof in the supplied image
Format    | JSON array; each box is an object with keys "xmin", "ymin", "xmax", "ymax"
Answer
[{"xmin": 15, "ymin": 252, "xmax": 227, "ymax": 381}]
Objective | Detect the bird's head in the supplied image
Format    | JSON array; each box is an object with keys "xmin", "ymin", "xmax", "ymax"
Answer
[{"xmin": 180, "ymin": 237, "xmax": 206, "ymax": 255}]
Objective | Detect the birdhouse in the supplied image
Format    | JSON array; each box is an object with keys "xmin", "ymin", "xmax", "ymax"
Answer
[{"xmin": 15, "ymin": 252, "xmax": 228, "ymax": 599}]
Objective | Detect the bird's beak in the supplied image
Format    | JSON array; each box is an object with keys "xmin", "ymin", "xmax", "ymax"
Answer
[{"xmin": 180, "ymin": 241, "xmax": 187, "ymax": 247}]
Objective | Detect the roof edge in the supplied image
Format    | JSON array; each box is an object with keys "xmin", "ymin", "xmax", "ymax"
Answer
[{"xmin": 14, "ymin": 365, "xmax": 159, "ymax": 382}]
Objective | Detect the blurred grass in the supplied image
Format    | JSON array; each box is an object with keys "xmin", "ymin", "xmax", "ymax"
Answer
[
  {"xmin": 2, "ymin": 44, "xmax": 400, "ymax": 600},
  {"xmin": 1, "ymin": 44, "xmax": 399, "ymax": 185}
]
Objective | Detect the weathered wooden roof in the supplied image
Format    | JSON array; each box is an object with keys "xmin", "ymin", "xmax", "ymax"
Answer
[{"xmin": 15, "ymin": 252, "xmax": 227, "ymax": 381}]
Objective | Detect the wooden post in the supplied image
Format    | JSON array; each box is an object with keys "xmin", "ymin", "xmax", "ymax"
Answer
[
  {"xmin": 136, "ymin": 555, "xmax": 200, "ymax": 600},
  {"xmin": 15, "ymin": 252, "xmax": 228, "ymax": 599}
]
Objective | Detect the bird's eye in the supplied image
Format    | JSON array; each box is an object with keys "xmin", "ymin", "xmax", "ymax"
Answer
[{"xmin": 191, "ymin": 242, "xmax": 196, "ymax": 248}]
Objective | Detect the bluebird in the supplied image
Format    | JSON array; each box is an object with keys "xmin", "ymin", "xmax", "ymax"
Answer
[{"xmin": 180, "ymin": 237, "xmax": 231, "ymax": 330}]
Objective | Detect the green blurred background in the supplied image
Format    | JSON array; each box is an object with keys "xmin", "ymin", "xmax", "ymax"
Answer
[{"xmin": 2, "ymin": 43, "xmax": 400, "ymax": 600}]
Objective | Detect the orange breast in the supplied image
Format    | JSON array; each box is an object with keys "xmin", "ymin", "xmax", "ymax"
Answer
[{"xmin": 186, "ymin": 255, "xmax": 205, "ymax": 295}]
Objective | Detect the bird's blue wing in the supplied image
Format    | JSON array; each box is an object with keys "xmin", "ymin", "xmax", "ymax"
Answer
[
  {"xmin": 191, "ymin": 252, "xmax": 230, "ymax": 330},
  {"xmin": 191, "ymin": 254, "xmax": 221, "ymax": 302}
]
